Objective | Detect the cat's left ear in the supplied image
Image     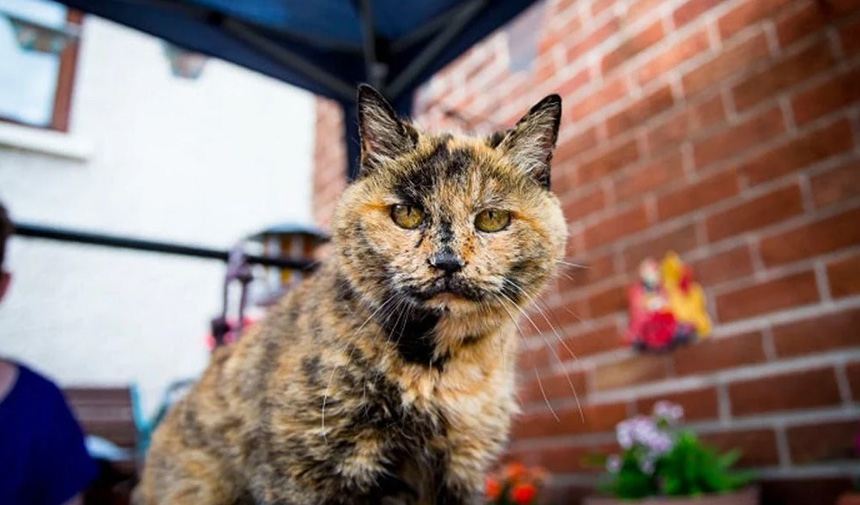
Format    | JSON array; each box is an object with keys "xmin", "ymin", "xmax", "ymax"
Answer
[
  {"xmin": 357, "ymin": 84, "xmax": 418, "ymax": 174},
  {"xmin": 495, "ymin": 94, "xmax": 562, "ymax": 189}
]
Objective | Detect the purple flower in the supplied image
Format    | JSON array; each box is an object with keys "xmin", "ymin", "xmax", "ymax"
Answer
[{"xmin": 653, "ymin": 401, "xmax": 684, "ymax": 424}]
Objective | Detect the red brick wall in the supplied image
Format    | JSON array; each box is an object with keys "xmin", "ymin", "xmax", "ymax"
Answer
[{"xmin": 313, "ymin": 0, "xmax": 860, "ymax": 501}]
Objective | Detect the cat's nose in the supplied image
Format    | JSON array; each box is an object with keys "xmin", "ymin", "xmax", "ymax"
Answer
[{"xmin": 429, "ymin": 251, "xmax": 464, "ymax": 274}]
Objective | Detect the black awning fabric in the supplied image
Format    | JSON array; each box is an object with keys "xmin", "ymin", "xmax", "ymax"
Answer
[{"xmin": 55, "ymin": 0, "xmax": 541, "ymax": 178}]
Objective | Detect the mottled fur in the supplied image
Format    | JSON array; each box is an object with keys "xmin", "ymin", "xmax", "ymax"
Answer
[{"xmin": 134, "ymin": 86, "xmax": 567, "ymax": 505}]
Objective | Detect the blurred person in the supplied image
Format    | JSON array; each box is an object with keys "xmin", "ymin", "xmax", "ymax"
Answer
[{"xmin": 0, "ymin": 202, "xmax": 98, "ymax": 505}]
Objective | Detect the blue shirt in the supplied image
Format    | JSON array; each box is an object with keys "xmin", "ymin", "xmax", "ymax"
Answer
[{"xmin": 0, "ymin": 364, "xmax": 97, "ymax": 505}]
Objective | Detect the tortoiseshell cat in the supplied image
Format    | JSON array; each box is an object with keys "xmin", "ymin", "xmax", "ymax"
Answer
[{"xmin": 133, "ymin": 86, "xmax": 567, "ymax": 505}]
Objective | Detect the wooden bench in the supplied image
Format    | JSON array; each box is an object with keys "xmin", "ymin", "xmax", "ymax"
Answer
[
  {"xmin": 64, "ymin": 387, "xmax": 138, "ymax": 450},
  {"xmin": 64, "ymin": 387, "xmax": 139, "ymax": 505}
]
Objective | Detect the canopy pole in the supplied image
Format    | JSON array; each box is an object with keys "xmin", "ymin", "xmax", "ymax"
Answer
[
  {"xmin": 390, "ymin": 1, "xmax": 478, "ymax": 54},
  {"xmin": 12, "ymin": 222, "xmax": 317, "ymax": 270},
  {"xmin": 387, "ymin": 0, "xmax": 487, "ymax": 101},
  {"xmin": 358, "ymin": 0, "xmax": 386, "ymax": 90},
  {"xmin": 223, "ymin": 19, "xmax": 356, "ymax": 103}
]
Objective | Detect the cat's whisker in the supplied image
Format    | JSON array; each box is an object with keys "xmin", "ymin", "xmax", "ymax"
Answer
[
  {"xmin": 556, "ymin": 259, "xmax": 587, "ymax": 269},
  {"xmin": 496, "ymin": 290, "xmax": 584, "ymax": 423},
  {"xmin": 500, "ymin": 281, "xmax": 585, "ymax": 421},
  {"xmin": 494, "ymin": 295, "xmax": 559, "ymax": 423}
]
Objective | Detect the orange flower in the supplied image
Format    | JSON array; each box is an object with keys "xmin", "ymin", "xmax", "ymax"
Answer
[
  {"xmin": 504, "ymin": 462, "xmax": 527, "ymax": 482},
  {"xmin": 485, "ymin": 477, "xmax": 501, "ymax": 500},
  {"xmin": 511, "ymin": 482, "xmax": 538, "ymax": 504}
]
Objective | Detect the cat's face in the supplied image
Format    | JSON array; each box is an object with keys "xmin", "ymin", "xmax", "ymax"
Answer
[{"xmin": 332, "ymin": 86, "xmax": 567, "ymax": 318}]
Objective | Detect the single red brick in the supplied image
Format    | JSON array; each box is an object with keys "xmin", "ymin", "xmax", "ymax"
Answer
[
  {"xmin": 623, "ymin": 223, "xmax": 700, "ymax": 269},
  {"xmin": 700, "ymin": 429, "xmax": 780, "ymax": 467},
  {"xmin": 614, "ymin": 152, "xmax": 685, "ymax": 203},
  {"xmin": 729, "ymin": 367, "xmax": 842, "ymax": 416},
  {"xmin": 606, "ymin": 85, "xmax": 675, "ymax": 137},
  {"xmin": 693, "ymin": 106, "xmax": 786, "ymax": 170},
  {"xmin": 715, "ymin": 270, "xmax": 820, "ymax": 322},
  {"xmin": 788, "ymin": 420, "xmax": 859, "ymax": 464},
  {"xmin": 519, "ymin": 369, "xmax": 588, "ymax": 405},
  {"xmin": 847, "ymin": 361, "xmax": 860, "ymax": 401},
  {"xmin": 567, "ymin": 78, "xmax": 628, "ymax": 122},
  {"xmin": 587, "ymin": 282, "xmax": 628, "ymax": 318},
  {"xmin": 601, "ymin": 20, "xmax": 665, "ymax": 75},
  {"xmin": 562, "ymin": 186, "xmax": 606, "ymax": 221},
  {"xmin": 706, "ymin": 183, "xmax": 803, "ymax": 243},
  {"xmin": 647, "ymin": 93, "xmax": 726, "ymax": 154},
  {"xmin": 759, "ymin": 207, "xmax": 860, "ymax": 267},
  {"xmin": 738, "ymin": 118, "xmax": 854, "ymax": 186},
  {"xmin": 558, "ymin": 322, "xmax": 624, "ymax": 360},
  {"xmin": 682, "ymin": 31, "xmax": 771, "ymax": 97},
  {"xmin": 636, "ymin": 387, "xmax": 720, "ymax": 421},
  {"xmin": 673, "ymin": 0, "xmax": 729, "ymax": 28},
  {"xmin": 578, "ymin": 139, "xmax": 641, "ymax": 184},
  {"xmin": 657, "ymin": 169, "xmax": 740, "ymax": 221},
  {"xmin": 688, "ymin": 245, "xmax": 755, "ymax": 287},
  {"xmin": 594, "ymin": 355, "xmax": 670, "ymax": 390},
  {"xmin": 828, "ymin": 253, "xmax": 860, "ymax": 299},
  {"xmin": 717, "ymin": 0, "xmax": 793, "ymax": 40},
  {"xmin": 673, "ymin": 331, "xmax": 766, "ymax": 376},
  {"xmin": 811, "ymin": 159, "xmax": 860, "ymax": 209},
  {"xmin": 731, "ymin": 38, "xmax": 838, "ymax": 111},
  {"xmin": 773, "ymin": 306, "xmax": 860, "ymax": 358},
  {"xmin": 792, "ymin": 66, "xmax": 860, "ymax": 125},
  {"xmin": 533, "ymin": 56, "xmax": 560, "ymax": 86}
]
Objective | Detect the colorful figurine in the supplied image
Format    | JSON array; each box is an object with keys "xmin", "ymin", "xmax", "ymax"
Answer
[{"xmin": 627, "ymin": 252, "xmax": 712, "ymax": 351}]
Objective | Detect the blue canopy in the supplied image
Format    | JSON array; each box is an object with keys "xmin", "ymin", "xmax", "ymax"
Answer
[{"xmin": 54, "ymin": 0, "xmax": 541, "ymax": 178}]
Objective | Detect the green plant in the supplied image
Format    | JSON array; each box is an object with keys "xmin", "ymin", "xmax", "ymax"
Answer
[{"xmin": 596, "ymin": 402, "xmax": 752, "ymax": 499}]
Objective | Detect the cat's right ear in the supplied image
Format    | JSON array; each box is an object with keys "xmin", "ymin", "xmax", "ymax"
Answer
[{"xmin": 357, "ymin": 84, "xmax": 418, "ymax": 174}]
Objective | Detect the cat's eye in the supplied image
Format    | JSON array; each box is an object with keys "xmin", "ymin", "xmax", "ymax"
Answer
[
  {"xmin": 475, "ymin": 209, "xmax": 511, "ymax": 233},
  {"xmin": 391, "ymin": 204, "xmax": 425, "ymax": 229}
]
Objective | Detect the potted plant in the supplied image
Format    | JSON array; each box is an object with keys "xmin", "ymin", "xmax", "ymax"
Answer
[
  {"xmin": 485, "ymin": 462, "xmax": 547, "ymax": 505},
  {"xmin": 585, "ymin": 402, "xmax": 756, "ymax": 505}
]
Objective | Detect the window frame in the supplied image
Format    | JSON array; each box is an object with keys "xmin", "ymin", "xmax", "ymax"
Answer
[{"xmin": 0, "ymin": 8, "xmax": 82, "ymax": 133}]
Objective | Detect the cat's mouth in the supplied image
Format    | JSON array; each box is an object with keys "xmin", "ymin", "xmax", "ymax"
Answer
[{"xmin": 404, "ymin": 276, "xmax": 485, "ymax": 303}]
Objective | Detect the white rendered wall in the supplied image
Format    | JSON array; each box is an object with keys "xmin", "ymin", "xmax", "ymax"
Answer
[{"xmin": 0, "ymin": 16, "xmax": 315, "ymax": 415}]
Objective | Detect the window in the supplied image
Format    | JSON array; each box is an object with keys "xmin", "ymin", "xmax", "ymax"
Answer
[{"xmin": 0, "ymin": 0, "xmax": 81, "ymax": 131}]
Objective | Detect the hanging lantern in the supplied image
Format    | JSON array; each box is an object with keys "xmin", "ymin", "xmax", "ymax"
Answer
[
  {"xmin": 162, "ymin": 42, "xmax": 208, "ymax": 79},
  {"xmin": 3, "ymin": 12, "xmax": 79, "ymax": 54}
]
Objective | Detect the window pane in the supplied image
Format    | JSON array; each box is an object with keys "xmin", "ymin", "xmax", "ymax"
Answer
[{"xmin": 0, "ymin": 0, "xmax": 67, "ymax": 127}]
